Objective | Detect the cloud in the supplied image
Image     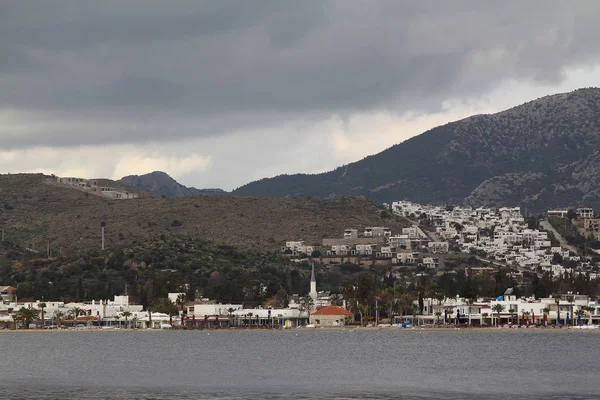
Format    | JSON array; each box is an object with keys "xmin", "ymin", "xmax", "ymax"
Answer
[{"xmin": 2, "ymin": 2, "xmax": 600, "ymax": 188}]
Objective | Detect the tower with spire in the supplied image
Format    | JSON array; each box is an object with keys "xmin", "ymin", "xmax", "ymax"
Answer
[{"xmin": 310, "ymin": 263, "xmax": 318, "ymax": 304}]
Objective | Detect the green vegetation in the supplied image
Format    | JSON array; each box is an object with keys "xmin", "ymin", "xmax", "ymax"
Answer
[{"xmin": 2, "ymin": 234, "xmax": 599, "ymax": 313}]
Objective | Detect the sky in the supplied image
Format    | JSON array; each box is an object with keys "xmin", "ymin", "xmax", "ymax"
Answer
[{"xmin": 2, "ymin": 1, "xmax": 600, "ymax": 190}]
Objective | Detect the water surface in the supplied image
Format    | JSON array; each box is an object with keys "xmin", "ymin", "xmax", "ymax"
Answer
[{"xmin": 0, "ymin": 329, "xmax": 598, "ymax": 399}]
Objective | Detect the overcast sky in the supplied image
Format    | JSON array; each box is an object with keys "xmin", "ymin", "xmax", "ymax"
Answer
[{"xmin": 2, "ymin": 1, "xmax": 600, "ymax": 190}]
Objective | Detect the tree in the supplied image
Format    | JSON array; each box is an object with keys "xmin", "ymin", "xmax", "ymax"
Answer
[
  {"xmin": 16, "ymin": 307, "xmax": 39, "ymax": 329},
  {"xmin": 38, "ymin": 303, "xmax": 47, "ymax": 329},
  {"xmin": 340, "ymin": 281, "xmax": 354, "ymax": 304},
  {"xmin": 11, "ymin": 312, "xmax": 21, "ymax": 330},
  {"xmin": 566, "ymin": 209, "xmax": 577, "ymax": 221},
  {"xmin": 492, "ymin": 304, "xmax": 505, "ymax": 327},
  {"xmin": 121, "ymin": 311, "xmax": 132, "ymax": 328},
  {"xmin": 53, "ymin": 310, "xmax": 65, "ymax": 328},
  {"xmin": 176, "ymin": 294, "xmax": 187, "ymax": 315},
  {"xmin": 69, "ymin": 307, "xmax": 83, "ymax": 321},
  {"xmin": 274, "ymin": 288, "xmax": 288, "ymax": 308},
  {"xmin": 552, "ymin": 293, "xmax": 561, "ymax": 324},
  {"xmin": 114, "ymin": 314, "xmax": 121, "ymax": 328},
  {"xmin": 565, "ymin": 295, "xmax": 574, "ymax": 326},
  {"xmin": 300, "ymin": 295, "xmax": 314, "ymax": 314},
  {"xmin": 151, "ymin": 298, "xmax": 178, "ymax": 316},
  {"xmin": 508, "ymin": 308, "xmax": 516, "ymax": 325}
]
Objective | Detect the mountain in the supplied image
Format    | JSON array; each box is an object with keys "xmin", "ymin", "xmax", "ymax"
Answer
[
  {"xmin": 119, "ymin": 171, "xmax": 226, "ymax": 198},
  {"xmin": 0, "ymin": 173, "xmax": 407, "ymax": 253},
  {"xmin": 233, "ymin": 88, "xmax": 600, "ymax": 212}
]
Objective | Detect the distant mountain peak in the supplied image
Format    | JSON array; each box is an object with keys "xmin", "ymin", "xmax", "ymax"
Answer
[{"xmin": 119, "ymin": 171, "xmax": 226, "ymax": 198}]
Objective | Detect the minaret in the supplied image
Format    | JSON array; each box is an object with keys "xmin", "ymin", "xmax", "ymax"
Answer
[{"xmin": 310, "ymin": 264, "xmax": 317, "ymax": 303}]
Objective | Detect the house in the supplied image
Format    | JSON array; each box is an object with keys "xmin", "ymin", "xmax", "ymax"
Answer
[
  {"xmin": 310, "ymin": 306, "xmax": 354, "ymax": 326},
  {"xmin": 402, "ymin": 227, "xmax": 418, "ymax": 239},
  {"xmin": 363, "ymin": 227, "xmax": 391, "ymax": 238},
  {"xmin": 577, "ymin": 208, "xmax": 594, "ymax": 219},
  {"xmin": 428, "ymin": 242, "xmax": 449, "ymax": 253},
  {"xmin": 344, "ymin": 229, "xmax": 358, "ymax": 239},
  {"xmin": 422, "ymin": 257, "xmax": 439, "ymax": 269},
  {"xmin": 0, "ymin": 286, "xmax": 17, "ymax": 303},
  {"xmin": 583, "ymin": 218, "xmax": 600, "ymax": 239},
  {"xmin": 389, "ymin": 235, "xmax": 410, "ymax": 248}
]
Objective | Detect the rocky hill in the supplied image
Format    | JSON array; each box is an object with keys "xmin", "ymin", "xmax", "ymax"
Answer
[
  {"xmin": 0, "ymin": 174, "xmax": 406, "ymax": 254},
  {"xmin": 120, "ymin": 171, "xmax": 226, "ymax": 198},
  {"xmin": 233, "ymin": 88, "xmax": 600, "ymax": 212}
]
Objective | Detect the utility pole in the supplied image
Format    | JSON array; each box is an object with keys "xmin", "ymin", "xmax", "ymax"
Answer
[
  {"xmin": 101, "ymin": 221, "xmax": 105, "ymax": 251},
  {"xmin": 47, "ymin": 240, "xmax": 50, "ymax": 258}
]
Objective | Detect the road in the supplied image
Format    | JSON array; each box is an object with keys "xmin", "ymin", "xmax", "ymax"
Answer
[{"xmin": 539, "ymin": 219, "xmax": 578, "ymax": 254}]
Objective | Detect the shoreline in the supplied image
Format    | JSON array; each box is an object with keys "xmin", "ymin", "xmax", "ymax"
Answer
[{"xmin": 1, "ymin": 326, "xmax": 597, "ymax": 333}]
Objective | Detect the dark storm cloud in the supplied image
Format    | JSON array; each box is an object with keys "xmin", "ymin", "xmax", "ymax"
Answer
[{"xmin": 2, "ymin": 0, "xmax": 600, "ymax": 149}]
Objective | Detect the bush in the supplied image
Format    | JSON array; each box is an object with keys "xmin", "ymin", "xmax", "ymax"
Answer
[{"xmin": 171, "ymin": 220, "xmax": 182, "ymax": 227}]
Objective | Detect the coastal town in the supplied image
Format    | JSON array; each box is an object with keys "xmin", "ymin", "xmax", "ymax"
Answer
[
  {"xmin": 2, "ymin": 274, "xmax": 599, "ymax": 330},
  {"xmin": 0, "ymin": 189, "xmax": 600, "ymax": 330},
  {"xmin": 3, "ymin": 198, "xmax": 600, "ymax": 331}
]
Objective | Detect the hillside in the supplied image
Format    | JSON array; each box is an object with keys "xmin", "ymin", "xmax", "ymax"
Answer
[
  {"xmin": 0, "ymin": 174, "xmax": 407, "ymax": 254},
  {"xmin": 120, "ymin": 171, "xmax": 226, "ymax": 198},
  {"xmin": 233, "ymin": 88, "xmax": 600, "ymax": 212}
]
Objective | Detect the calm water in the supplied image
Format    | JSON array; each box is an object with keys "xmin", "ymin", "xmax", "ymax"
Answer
[{"xmin": 0, "ymin": 329, "xmax": 598, "ymax": 399}]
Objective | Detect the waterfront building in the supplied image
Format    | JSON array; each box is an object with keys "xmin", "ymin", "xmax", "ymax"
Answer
[{"xmin": 310, "ymin": 306, "xmax": 354, "ymax": 326}]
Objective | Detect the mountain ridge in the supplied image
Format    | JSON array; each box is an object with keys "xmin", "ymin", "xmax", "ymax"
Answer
[
  {"xmin": 119, "ymin": 171, "xmax": 226, "ymax": 198},
  {"xmin": 233, "ymin": 88, "xmax": 600, "ymax": 212}
]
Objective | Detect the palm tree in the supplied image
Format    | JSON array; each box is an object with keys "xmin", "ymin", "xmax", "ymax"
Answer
[
  {"xmin": 228, "ymin": 308, "xmax": 235, "ymax": 326},
  {"xmin": 552, "ymin": 293, "xmax": 561, "ymax": 324},
  {"xmin": 11, "ymin": 311, "xmax": 21, "ymax": 329},
  {"xmin": 16, "ymin": 307, "xmax": 39, "ymax": 329},
  {"xmin": 114, "ymin": 314, "xmax": 121, "ymax": 328},
  {"xmin": 492, "ymin": 304, "xmax": 505, "ymax": 327},
  {"xmin": 542, "ymin": 307, "xmax": 550, "ymax": 326},
  {"xmin": 53, "ymin": 310, "xmax": 65, "ymax": 328},
  {"xmin": 176, "ymin": 294, "xmax": 187, "ymax": 315},
  {"xmin": 434, "ymin": 310, "xmax": 442, "ymax": 325},
  {"xmin": 508, "ymin": 308, "xmax": 515, "ymax": 325},
  {"xmin": 482, "ymin": 312, "xmax": 489, "ymax": 326},
  {"xmin": 466, "ymin": 298, "xmax": 476, "ymax": 326},
  {"xmin": 38, "ymin": 303, "xmax": 47, "ymax": 329},
  {"xmin": 122, "ymin": 311, "xmax": 132, "ymax": 329},
  {"xmin": 70, "ymin": 307, "xmax": 83, "ymax": 322},
  {"xmin": 565, "ymin": 295, "xmax": 574, "ymax": 326}
]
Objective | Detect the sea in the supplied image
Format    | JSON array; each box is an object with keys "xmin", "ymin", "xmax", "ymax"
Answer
[{"xmin": 0, "ymin": 329, "xmax": 598, "ymax": 399}]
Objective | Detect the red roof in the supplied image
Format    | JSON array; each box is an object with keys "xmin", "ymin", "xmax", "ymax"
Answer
[{"xmin": 312, "ymin": 306, "xmax": 353, "ymax": 316}]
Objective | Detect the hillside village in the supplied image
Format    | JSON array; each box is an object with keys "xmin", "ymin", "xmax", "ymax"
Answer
[{"xmin": 284, "ymin": 201, "xmax": 600, "ymax": 280}]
